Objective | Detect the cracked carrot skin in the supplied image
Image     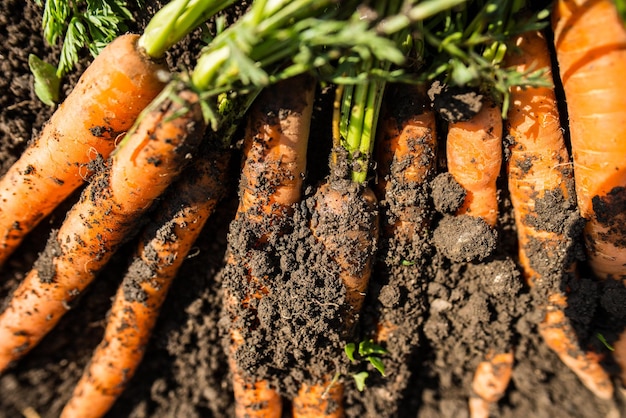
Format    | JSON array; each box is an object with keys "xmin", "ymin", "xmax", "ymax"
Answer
[
  {"xmin": 506, "ymin": 30, "xmax": 614, "ymax": 400},
  {"xmin": 224, "ymin": 75, "xmax": 316, "ymax": 418},
  {"xmin": 446, "ymin": 99, "xmax": 502, "ymax": 228},
  {"xmin": 0, "ymin": 87, "xmax": 204, "ymax": 372},
  {"xmin": 0, "ymin": 34, "xmax": 168, "ymax": 267},
  {"xmin": 60, "ymin": 150, "xmax": 229, "ymax": 418},
  {"xmin": 553, "ymin": 0, "xmax": 626, "ymax": 388}
]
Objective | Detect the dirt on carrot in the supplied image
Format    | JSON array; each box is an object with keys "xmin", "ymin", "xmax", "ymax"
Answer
[{"xmin": 1, "ymin": 1, "xmax": 626, "ymax": 417}]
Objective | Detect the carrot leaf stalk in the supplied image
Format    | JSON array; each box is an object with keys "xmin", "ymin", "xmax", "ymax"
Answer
[
  {"xmin": 138, "ymin": 0, "xmax": 236, "ymax": 59},
  {"xmin": 421, "ymin": 0, "xmax": 552, "ymax": 115}
]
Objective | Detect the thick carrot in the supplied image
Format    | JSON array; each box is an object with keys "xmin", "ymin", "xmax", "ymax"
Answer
[
  {"xmin": 552, "ymin": 0, "xmax": 626, "ymax": 280},
  {"xmin": 469, "ymin": 350, "xmax": 514, "ymax": 418},
  {"xmin": 0, "ymin": 33, "xmax": 168, "ymax": 267},
  {"xmin": 446, "ymin": 99, "xmax": 503, "ymax": 228},
  {"xmin": 0, "ymin": 85, "xmax": 204, "ymax": 371},
  {"xmin": 506, "ymin": 30, "xmax": 614, "ymax": 400},
  {"xmin": 223, "ymin": 75, "xmax": 316, "ymax": 418},
  {"xmin": 60, "ymin": 149, "xmax": 230, "ymax": 418}
]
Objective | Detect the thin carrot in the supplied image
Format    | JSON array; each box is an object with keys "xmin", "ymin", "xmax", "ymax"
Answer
[
  {"xmin": 375, "ymin": 83, "xmax": 437, "ymax": 250},
  {"xmin": 0, "ymin": 85, "xmax": 205, "ymax": 371},
  {"xmin": 469, "ymin": 350, "xmax": 514, "ymax": 418},
  {"xmin": 446, "ymin": 98, "xmax": 503, "ymax": 228},
  {"xmin": 60, "ymin": 149, "xmax": 230, "ymax": 418},
  {"xmin": 223, "ymin": 75, "xmax": 316, "ymax": 418},
  {"xmin": 553, "ymin": 0, "xmax": 626, "ymax": 386},
  {"xmin": 0, "ymin": 33, "xmax": 167, "ymax": 266},
  {"xmin": 0, "ymin": 0, "xmax": 236, "ymax": 267},
  {"xmin": 506, "ymin": 30, "xmax": 614, "ymax": 400}
]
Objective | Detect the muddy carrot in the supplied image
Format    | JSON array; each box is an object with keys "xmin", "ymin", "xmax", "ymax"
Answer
[
  {"xmin": 375, "ymin": 83, "xmax": 437, "ymax": 249},
  {"xmin": 552, "ymin": 0, "xmax": 626, "ymax": 282},
  {"xmin": 446, "ymin": 99, "xmax": 503, "ymax": 228},
  {"xmin": 0, "ymin": 0, "xmax": 235, "ymax": 267},
  {"xmin": 0, "ymin": 84, "xmax": 205, "ymax": 371},
  {"xmin": 469, "ymin": 351, "xmax": 514, "ymax": 418},
  {"xmin": 223, "ymin": 75, "xmax": 316, "ymax": 418},
  {"xmin": 293, "ymin": 44, "xmax": 382, "ymax": 417},
  {"xmin": 60, "ymin": 149, "xmax": 230, "ymax": 418},
  {"xmin": 506, "ymin": 30, "xmax": 614, "ymax": 400}
]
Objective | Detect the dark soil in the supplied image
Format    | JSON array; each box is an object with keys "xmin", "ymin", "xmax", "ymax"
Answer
[{"xmin": 1, "ymin": 1, "xmax": 626, "ymax": 418}]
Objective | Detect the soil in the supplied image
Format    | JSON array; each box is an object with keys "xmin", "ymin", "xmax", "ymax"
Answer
[{"xmin": 1, "ymin": 1, "xmax": 626, "ymax": 418}]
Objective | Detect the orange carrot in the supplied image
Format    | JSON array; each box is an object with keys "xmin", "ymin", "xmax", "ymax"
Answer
[
  {"xmin": 375, "ymin": 83, "xmax": 437, "ymax": 249},
  {"xmin": 292, "ymin": 380, "xmax": 344, "ymax": 418},
  {"xmin": 469, "ymin": 350, "xmax": 514, "ymax": 418},
  {"xmin": 553, "ymin": 0, "xmax": 626, "ymax": 279},
  {"xmin": 223, "ymin": 75, "xmax": 316, "ymax": 418},
  {"xmin": 447, "ymin": 98, "xmax": 503, "ymax": 228},
  {"xmin": 0, "ymin": 85, "xmax": 205, "ymax": 371},
  {"xmin": 506, "ymin": 30, "xmax": 614, "ymax": 400},
  {"xmin": 0, "ymin": 34, "xmax": 167, "ymax": 267},
  {"xmin": 60, "ymin": 149, "xmax": 230, "ymax": 418}
]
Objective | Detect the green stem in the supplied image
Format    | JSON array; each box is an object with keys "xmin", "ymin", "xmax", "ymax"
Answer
[{"xmin": 139, "ymin": 0, "xmax": 235, "ymax": 59}]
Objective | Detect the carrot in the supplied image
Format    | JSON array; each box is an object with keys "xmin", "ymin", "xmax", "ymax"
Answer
[
  {"xmin": 290, "ymin": 180, "xmax": 379, "ymax": 418},
  {"xmin": 292, "ymin": 380, "xmax": 344, "ymax": 418},
  {"xmin": 469, "ymin": 350, "xmax": 514, "ymax": 418},
  {"xmin": 0, "ymin": 0, "xmax": 236, "ymax": 267},
  {"xmin": 60, "ymin": 149, "xmax": 230, "ymax": 418},
  {"xmin": 375, "ymin": 83, "xmax": 437, "ymax": 250},
  {"xmin": 446, "ymin": 98, "xmax": 503, "ymax": 228},
  {"xmin": 0, "ymin": 85, "xmax": 205, "ymax": 371},
  {"xmin": 223, "ymin": 75, "xmax": 316, "ymax": 418},
  {"xmin": 506, "ymin": 30, "xmax": 614, "ymax": 400},
  {"xmin": 292, "ymin": 51, "xmax": 381, "ymax": 416},
  {"xmin": 0, "ymin": 33, "xmax": 167, "ymax": 267},
  {"xmin": 552, "ymin": 0, "xmax": 626, "ymax": 282}
]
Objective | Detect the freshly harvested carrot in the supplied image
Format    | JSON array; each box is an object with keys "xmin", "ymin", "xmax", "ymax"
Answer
[
  {"xmin": 0, "ymin": 0, "xmax": 236, "ymax": 267},
  {"xmin": 0, "ymin": 85, "xmax": 205, "ymax": 371},
  {"xmin": 223, "ymin": 75, "xmax": 316, "ymax": 418},
  {"xmin": 469, "ymin": 350, "xmax": 514, "ymax": 418},
  {"xmin": 506, "ymin": 30, "xmax": 614, "ymax": 400},
  {"xmin": 446, "ymin": 99, "xmax": 503, "ymax": 228},
  {"xmin": 552, "ymin": 0, "xmax": 626, "ymax": 280},
  {"xmin": 375, "ymin": 83, "xmax": 437, "ymax": 249},
  {"xmin": 0, "ymin": 33, "xmax": 167, "ymax": 267},
  {"xmin": 60, "ymin": 149, "xmax": 230, "ymax": 418}
]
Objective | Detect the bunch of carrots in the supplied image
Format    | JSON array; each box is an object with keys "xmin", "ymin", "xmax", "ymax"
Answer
[{"xmin": 1, "ymin": 0, "xmax": 626, "ymax": 416}]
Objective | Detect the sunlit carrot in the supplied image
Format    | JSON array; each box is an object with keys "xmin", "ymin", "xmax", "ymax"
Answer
[
  {"xmin": 506, "ymin": 29, "xmax": 614, "ymax": 400},
  {"xmin": 60, "ymin": 149, "xmax": 230, "ymax": 418},
  {"xmin": 0, "ymin": 85, "xmax": 205, "ymax": 372},
  {"xmin": 223, "ymin": 75, "xmax": 316, "ymax": 418},
  {"xmin": 446, "ymin": 98, "xmax": 503, "ymax": 228},
  {"xmin": 0, "ymin": 33, "xmax": 166, "ymax": 266},
  {"xmin": 552, "ymin": 0, "xmax": 626, "ymax": 282},
  {"xmin": 0, "ymin": 0, "xmax": 235, "ymax": 267}
]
